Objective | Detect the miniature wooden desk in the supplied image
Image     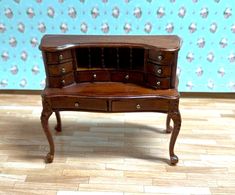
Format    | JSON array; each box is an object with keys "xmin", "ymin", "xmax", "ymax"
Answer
[{"xmin": 39, "ymin": 35, "xmax": 181, "ymax": 165}]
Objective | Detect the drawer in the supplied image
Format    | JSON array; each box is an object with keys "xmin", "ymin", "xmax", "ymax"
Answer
[
  {"xmin": 148, "ymin": 50, "xmax": 174, "ymax": 65},
  {"xmin": 145, "ymin": 62, "xmax": 171, "ymax": 77},
  {"xmin": 111, "ymin": 71, "xmax": 144, "ymax": 84},
  {"xmin": 76, "ymin": 70, "xmax": 110, "ymax": 82},
  {"xmin": 145, "ymin": 74, "xmax": 170, "ymax": 89},
  {"xmin": 50, "ymin": 97, "xmax": 108, "ymax": 111},
  {"xmin": 111, "ymin": 98, "xmax": 169, "ymax": 112},
  {"xmin": 47, "ymin": 61, "xmax": 74, "ymax": 76},
  {"xmin": 46, "ymin": 50, "xmax": 72, "ymax": 64},
  {"xmin": 48, "ymin": 72, "xmax": 75, "ymax": 88}
]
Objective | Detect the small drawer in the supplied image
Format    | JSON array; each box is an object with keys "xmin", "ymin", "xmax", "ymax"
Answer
[
  {"xmin": 50, "ymin": 97, "xmax": 108, "ymax": 111},
  {"xmin": 47, "ymin": 61, "xmax": 73, "ymax": 76},
  {"xmin": 46, "ymin": 50, "xmax": 72, "ymax": 64},
  {"xmin": 145, "ymin": 62, "xmax": 171, "ymax": 77},
  {"xmin": 76, "ymin": 70, "xmax": 110, "ymax": 82},
  {"xmin": 111, "ymin": 98, "xmax": 169, "ymax": 112},
  {"xmin": 145, "ymin": 74, "xmax": 170, "ymax": 89},
  {"xmin": 111, "ymin": 71, "xmax": 144, "ymax": 84},
  {"xmin": 48, "ymin": 72, "xmax": 75, "ymax": 88},
  {"xmin": 148, "ymin": 50, "xmax": 174, "ymax": 66}
]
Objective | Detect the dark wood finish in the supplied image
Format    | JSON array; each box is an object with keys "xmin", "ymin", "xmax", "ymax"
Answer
[{"xmin": 39, "ymin": 35, "xmax": 181, "ymax": 165}]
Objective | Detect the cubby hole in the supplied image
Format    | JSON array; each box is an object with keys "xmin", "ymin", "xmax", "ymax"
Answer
[{"xmin": 76, "ymin": 47, "xmax": 145, "ymax": 70}]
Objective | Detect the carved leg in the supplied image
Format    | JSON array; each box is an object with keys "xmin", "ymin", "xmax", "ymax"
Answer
[
  {"xmin": 169, "ymin": 111, "xmax": 181, "ymax": 165},
  {"xmin": 166, "ymin": 113, "xmax": 173, "ymax": 133},
  {"xmin": 54, "ymin": 111, "xmax": 62, "ymax": 132},
  {"xmin": 41, "ymin": 99, "xmax": 54, "ymax": 163}
]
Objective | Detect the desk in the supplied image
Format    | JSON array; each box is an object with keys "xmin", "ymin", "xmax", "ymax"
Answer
[{"xmin": 39, "ymin": 35, "xmax": 181, "ymax": 165}]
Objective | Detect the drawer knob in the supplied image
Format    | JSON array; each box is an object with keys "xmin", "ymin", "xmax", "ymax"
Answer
[
  {"xmin": 158, "ymin": 55, "xmax": 163, "ymax": 61},
  {"xmin": 136, "ymin": 104, "xmax": 141, "ymax": 110},
  {"xmin": 59, "ymin": 54, "xmax": 63, "ymax": 60},
  {"xmin": 61, "ymin": 67, "xmax": 66, "ymax": 73},
  {"xmin": 156, "ymin": 81, "xmax": 161, "ymax": 86},
  {"xmin": 157, "ymin": 68, "xmax": 162, "ymax": 74},
  {"xmin": 61, "ymin": 80, "xmax": 65, "ymax": 85},
  {"xmin": 125, "ymin": 74, "xmax": 129, "ymax": 80},
  {"xmin": 75, "ymin": 102, "xmax": 79, "ymax": 107},
  {"xmin": 93, "ymin": 74, "xmax": 97, "ymax": 79}
]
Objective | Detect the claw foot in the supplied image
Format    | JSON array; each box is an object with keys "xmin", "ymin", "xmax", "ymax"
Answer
[
  {"xmin": 170, "ymin": 155, "xmax": 178, "ymax": 165},
  {"xmin": 45, "ymin": 153, "xmax": 54, "ymax": 163}
]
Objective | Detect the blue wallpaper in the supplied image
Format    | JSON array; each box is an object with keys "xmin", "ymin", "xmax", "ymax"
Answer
[{"xmin": 0, "ymin": 0, "xmax": 234, "ymax": 92}]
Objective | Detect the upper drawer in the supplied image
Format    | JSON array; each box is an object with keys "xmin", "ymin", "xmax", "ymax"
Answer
[
  {"xmin": 47, "ymin": 61, "xmax": 73, "ymax": 76},
  {"xmin": 50, "ymin": 97, "xmax": 108, "ymax": 111},
  {"xmin": 145, "ymin": 74, "xmax": 170, "ymax": 89},
  {"xmin": 48, "ymin": 72, "xmax": 75, "ymax": 88},
  {"xmin": 148, "ymin": 50, "xmax": 174, "ymax": 66},
  {"xmin": 111, "ymin": 71, "xmax": 144, "ymax": 84},
  {"xmin": 76, "ymin": 70, "xmax": 111, "ymax": 82},
  {"xmin": 111, "ymin": 98, "xmax": 169, "ymax": 112},
  {"xmin": 46, "ymin": 50, "xmax": 72, "ymax": 64},
  {"xmin": 145, "ymin": 62, "xmax": 171, "ymax": 77}
]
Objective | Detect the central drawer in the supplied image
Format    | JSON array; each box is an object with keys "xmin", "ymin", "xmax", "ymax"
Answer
[
  {"xmin": 111, "ymin": 98, "xmax": 169, "ymax": 112},
  {"xmin": 50, "ymin": 97, "xmax": 108, "ymax": 111}
]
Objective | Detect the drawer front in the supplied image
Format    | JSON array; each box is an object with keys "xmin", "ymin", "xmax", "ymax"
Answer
[
  {"xmin": 48, "ymin": 72, "xmax": 75, "ymax": 88},
  {"xmin": 50, "ymin": 97, "xmax": 107, "ymax": 111},
  {"xmin": 146, "ymin": 74, "xmax": 170, "ymax": 89},
  {"xmin": 46, "ymin": 50, "xmax": 72, "ymax": 64},
  {"xmin": 111, "ymin": 71, "xmax": 144, "ymax": 84},
  {"xmin": 145, "ymin": 62, "xmax": 171, "ymax": 77},
  {"xmin": 148, "ymin": 50, "xmax": 174, "ymax": 66},
  {"xmin": 76, "ymin": 70, "xmax": 111, "ymax": 82},
  {"xmin": 48, "ymin": 61, "xmax": 73, "ymax": 76},
  {"xmin": 112, "ymin": 98, "xmax": 169, "ymax": 112}
]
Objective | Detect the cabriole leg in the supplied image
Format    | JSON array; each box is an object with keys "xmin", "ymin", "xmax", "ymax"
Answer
[
  {"xmin": 169, "ymin": 111, "xmax": 181, "ymax": 165},
  {"xmin": 41, "ymin": 98, "xmax": 54, "ymax": 163},
  {"xmin": 54, "ymin": 111, "xmax": 62, "ymax": 132}
]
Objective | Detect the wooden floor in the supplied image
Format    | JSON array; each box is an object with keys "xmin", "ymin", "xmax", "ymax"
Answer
[{"xmin": 0, "ymin": 94, "xmax": 235, "ymax": 195}]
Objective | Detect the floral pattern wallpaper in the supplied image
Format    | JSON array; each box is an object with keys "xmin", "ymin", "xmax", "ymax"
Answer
[{"xmin": 0, "ymin": 0, "xmax": 234, "ymax": 92}]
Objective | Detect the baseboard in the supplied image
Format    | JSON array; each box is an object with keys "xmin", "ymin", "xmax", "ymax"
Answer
[
  {"xmin": 0, "ymin": 90, "xmax": 235, "ymax": 98},
  {"xmin": 180, "ymin": 92, "xmax": 235, "ymax": 98},
  {"xmin": 0, "ymin": 90, "xmax": 42, "ymax": 95}
]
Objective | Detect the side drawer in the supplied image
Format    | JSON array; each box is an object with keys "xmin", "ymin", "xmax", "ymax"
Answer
[
  {"xmin": 47, "ymin": 61, "xmax": 73, "ymax": 76},
  {"xmin": 48, "ymin": 72, "xmax": 75, "ymax": 88},
  {"xmin": 145, "ymin": 62, "xmax": 171, "ymax": 77},
  {"xmin": 76, "ymin": 70, "xmax": 111, "ymax": 82},
  {"xmin": 46, "ymin": 50, "xmax": 72, "ymax": 64},
  {"xmin": 148, "ymin": 50, "xmax": 174, "ymax": 66},
  {"xmin": 145, "ymin": 74, "xmax": 170, "ymax": 89},
  {"xmin": 111, "ymin": 71, "xmax": 144, "ymax": 84},
  {"xmin": 50, "ymin": 97, "xmax": 108, "ymax": 111},
  {"xmin": 111, "ymin": 98, "xmax": 169, "ymax": 112}
]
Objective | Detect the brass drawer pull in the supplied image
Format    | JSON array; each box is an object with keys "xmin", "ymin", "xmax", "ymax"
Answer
[
  {"xmin": 157, "ymin": 68, "xmax": 162, "ymax": 74},
  {"xmin": 125, "ymin": 74, "xmax": 129, "ymax": 80},
  {"xmin": 156, "ymin": 81, "xmax": 161, "ymax": 86},
  {"xmin": 61, "ymin": 79, "xmax": 65, "ymax": 85},
  {"xmin": 93, "ymin": 73, "xmax": 97, "ymax": 79},
  {"xmin": 136, "ymin": 104, "xmax": 141, "ymax": 110},
  {"xmin": 158, "ymin": 55, "xmax": 163, "ymax": 61},
  {"xmin": 61, "ymin": 67, "xmax": 66, "ymax": 73},
  {"xmin": 59, "ymin": 54, "xmax": 63, "ymax": 60},
  {"xmin": 75, "ymin": 102, "xmax": 79, "ymax": 107}
]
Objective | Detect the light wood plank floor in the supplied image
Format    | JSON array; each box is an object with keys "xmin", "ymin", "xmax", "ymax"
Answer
[{"xmin": 0, "ymin": 94, "xmax": 235, "ymax": 195}]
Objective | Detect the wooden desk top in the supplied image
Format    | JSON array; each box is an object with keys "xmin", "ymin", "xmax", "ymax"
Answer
[{"xmin": 39, "ymin": 35, "xmax": 181, "ymax": 52}]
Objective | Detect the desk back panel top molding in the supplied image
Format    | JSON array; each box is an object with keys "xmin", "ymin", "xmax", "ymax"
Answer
[{"xmin": 39, "ymin": 35, "xmax": 182, "ymax": 165}]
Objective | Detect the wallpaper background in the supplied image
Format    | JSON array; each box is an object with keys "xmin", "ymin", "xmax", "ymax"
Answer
[{"xmin": 0, "ymin": 0, "xmax": 234, "ymax": 92}]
